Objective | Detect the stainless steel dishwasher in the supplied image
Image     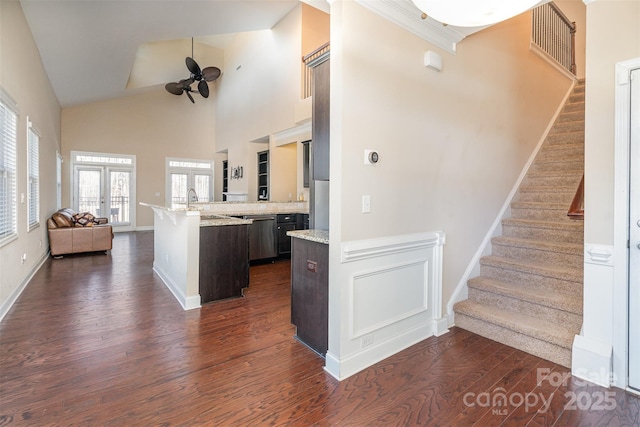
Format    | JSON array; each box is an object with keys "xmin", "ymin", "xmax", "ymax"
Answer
[{"xmin": 244, "ymin": 215, "xmax": 277, "ymax": 261}]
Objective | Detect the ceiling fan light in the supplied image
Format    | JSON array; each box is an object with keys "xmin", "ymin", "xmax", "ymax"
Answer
[{"xmin": 411, "ymin": 0, "xmax": 543, "ymax": 27}]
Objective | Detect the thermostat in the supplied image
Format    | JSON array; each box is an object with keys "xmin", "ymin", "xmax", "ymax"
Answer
[{"xmin": 364, "ymin": 149, "xmax": 379, "ymax": 165}]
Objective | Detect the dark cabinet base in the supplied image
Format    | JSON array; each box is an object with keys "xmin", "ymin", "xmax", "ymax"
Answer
[
  {"xmin": 290, "ymin": 237, "xmax": 328, "ymax": 356},
  {"xmin": 199, "ymin": 224, "xmax": 249, "ymax": 304}
]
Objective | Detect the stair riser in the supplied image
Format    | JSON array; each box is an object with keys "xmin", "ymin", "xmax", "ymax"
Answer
[
  {"xmin": 569, "ymin": 93, "xmax": 585, "ymax": 103},
  {"xmin": 545, "ymin": 132, "xmax": 584, "ymax": 145},
  {"xmin": 532, "ymin": 160, "xmax": 584, "ymax": 172},
  {"xmin": 491, "ymin": 242, "xmax": 583, "ymax": 268},
  {"xmin": 468, "ymin": 288, "xmax": 583, "ymax": 330},
  {"xmin": 516, "ymin": 191, "xmax": 574, "ymax": 203},
  {"xmin": 549, "ymin": 122, "xmax": 584, "ymax": 134},
  {"xmin": 502, "ymin": 224, "xmax": 583, "ymax": 244},
  {"xmin": 562, "ymin": 101, "xmax": 585, "ymax": 113},
  {"xmin": 557, "ymin": 111, "xmax": 585, "ymax": 123},
  {"xmin": 455, "ymin": 313, "xmax": 572, "ymax": 367},
  {"xmin": 538, "ymin": 145, "xmax": 585, "ymax": 160},
  {"xmin": 524, "ymin": 174, "xmax": 583, "ymax": 187},
  {"xmin": 480, "ymin": 264, "xmax": 582, "ymax": 294},
  {"xmin": 511, "ymin": 206, "xmax": 571, "ymax": 221}
]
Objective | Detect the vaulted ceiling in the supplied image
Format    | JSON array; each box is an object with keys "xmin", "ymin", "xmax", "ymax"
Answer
[{"xmin": 20, "ymin": 0, "xmax": 300, "ymax": 107}]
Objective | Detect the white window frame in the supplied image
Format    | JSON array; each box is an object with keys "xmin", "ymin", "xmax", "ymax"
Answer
[
  {"xmin": 70, "ymin": 151, "xmax": 137, "ymax": 231},
  {"xmin": 27, "ymin": 117, "xmax": 40, "ymax": 231},
  {"xmin": 165, "ymin": 157, "xmax": 214, "ymax": 205},
  {"xmin": 0, "ymin": 88, "xmax": 18, "ymax": 247}
]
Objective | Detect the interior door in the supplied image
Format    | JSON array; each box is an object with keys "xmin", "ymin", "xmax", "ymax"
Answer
[{"xmin": 629, "ymin": 67, "xmax": 640, "ymax": 391}]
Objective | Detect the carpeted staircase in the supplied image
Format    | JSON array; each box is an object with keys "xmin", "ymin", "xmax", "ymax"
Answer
[{"xmin": 454, "ymin": 80, "xmax": 585, "ymax": 368}]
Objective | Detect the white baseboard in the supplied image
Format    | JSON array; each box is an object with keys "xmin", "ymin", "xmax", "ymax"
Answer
[
  {"xmin": 153, "ymin": 262, "xmax": 201, "ymax": 310},
  {"xmin": 572, "ymin": 334, "xmax": 613, "ymax": 388},
  {"xmin": 324, "ymin": 320, "xmax": 436, "ymax": 380},
  {"xmin": 135, "ymin": 225, "xmax": 154, "ymax": 231},
  {"xmin": 0, "ymin": 250, "xmax": 50, "ymax": 322}
]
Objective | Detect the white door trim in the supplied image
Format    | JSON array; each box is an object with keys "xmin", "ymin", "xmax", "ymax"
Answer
[{"xmin": 613, "ymin": 57, "xmax": 640, "ymax": 392}]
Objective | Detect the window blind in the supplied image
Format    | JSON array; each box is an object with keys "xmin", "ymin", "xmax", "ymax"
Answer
[
  {"xmin": 28, "ymin": 122, "xmax": 40, "ymax": 230},
  {"xmin": 0, "ymin": 96, "xmax": 17, "ymax": 242}
]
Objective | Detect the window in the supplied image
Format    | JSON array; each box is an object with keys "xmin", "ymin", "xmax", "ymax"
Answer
[
  {"xmin": 27, "ymin": 118, "xmax": 40, "ymax": 230},
  {"xmin": 0, "ymin": 90, "xmax": 18, "ymax": 245},
  {"xmin": 166, "ymin": 158, "xmax": 214, "ymax": 204},
  {"xmin": 71, "ymin": 151, "xmax": 136, "ymax": 229}
]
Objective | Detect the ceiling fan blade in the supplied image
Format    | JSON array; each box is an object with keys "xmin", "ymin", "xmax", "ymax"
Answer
[
  {"xmin": 198, "ymin": 80, "xmax": 209, "ymax": 98},
  {"xmin": 186, "ymin": 57, "xmax": 201, "ymax": 78},
  {"xmin": 202, "ymin": 67, "xmax": 221, "ymax": 82},
  {"xmin": 177, "ymin": 78, "xmax": 194, "ymax": 89},
  {"xmin": 186, "ymin": 90, "xmax": 195, "ymax": 103},
  {"xmin": 165, "ymin": 82, "xmax": 183, "ymax": 95}
]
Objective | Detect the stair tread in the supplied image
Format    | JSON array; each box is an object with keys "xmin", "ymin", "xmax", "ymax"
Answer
[
  {"xmin": 481, "ymin": 255, "xmax": 583, "ymax": 281},
  {"xmin": 502, "ymin": 217, "xmax": 584, "ymax": 230},
  {"xmin": 492, "ymin": 236, "xmax": 582, "ymax": 254},
  {"xmin": 467, "ymin": 276, "xmax": 582, "ymax": 314},
  {"xmin": 518, "ymin": 185, "xmax": 577, "ymax": 193},
  {"xmin": 526, "ymin": 170, "xmax": 583, "ymax": 178},
  {"xmin": 511, "ymin": 201, "xmax": 571, "ymax": 209},
  {"xmin": 454, "ymin": 300, "xmax": 576, "ymax": 349}
]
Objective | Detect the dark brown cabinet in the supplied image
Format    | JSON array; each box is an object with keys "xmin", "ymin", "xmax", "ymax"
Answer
[
  {"xmin": 199, "ymin": 224, "xmax": 249, "ymax": 304},
  {"xmin": 290, "ymin": 237, "xmax": 328, "ymax": 355},
  {"xmin": 311, "ymin": 57, "xmax": 330, "ymax": 181}
]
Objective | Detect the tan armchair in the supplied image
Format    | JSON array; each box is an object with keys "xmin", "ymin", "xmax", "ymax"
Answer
[{"xmin": 47, "ymin": 208, "xmax": 113, "ymax": 257}]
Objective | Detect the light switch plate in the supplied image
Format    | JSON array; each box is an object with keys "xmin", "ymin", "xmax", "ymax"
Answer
[{"xmin": 362, "ymin": 195, "xmax": 371, "ymax": 213}]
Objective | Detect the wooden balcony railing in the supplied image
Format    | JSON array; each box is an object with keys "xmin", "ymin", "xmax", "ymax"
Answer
[
  {"xmin": 568, "ymin": 175, "xmax": 584, "ymax": 220},
  {"xmin": 301, "ymin": 42, "xmax": 330, "ymax": 99},
  {"xmin": 532, "ymin": 2, "xmax": 577, "ymax": 75}
]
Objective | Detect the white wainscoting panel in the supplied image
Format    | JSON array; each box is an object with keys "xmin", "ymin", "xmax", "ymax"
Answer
[
  {"xmin": 326, "ymin": 231, "xmax": 446, "ymax": 380},
  {"xmin": 351, "ymin": 260, "xmax": 429, "ymax": 338}
]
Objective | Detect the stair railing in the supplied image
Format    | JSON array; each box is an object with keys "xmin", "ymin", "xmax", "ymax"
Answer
[
  {"xmin": 532, "ymin": 2, "xmax": 576, "ymax": 75},
  {"xmin": 568, "ymin": 174, "xmax": 584, "ymax": 220},
  {"xmin": 301, "ymin": 42, "xmax": 330, "ymax": 99}
]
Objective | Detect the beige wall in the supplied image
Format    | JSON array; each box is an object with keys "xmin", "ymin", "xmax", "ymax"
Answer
[
  {"xmin": 584, "ymin": 0, "xmax": 640, "ymax": 245},
  {"xmin": 331, "ymin": 1, "xmax": 574, "ymax": 314},
  {"xmin": 215, "ymin": 6, "xmax": 303, "ymax": 201},
  {"xmin": 62, "ymin": 88, "xmax": 224, "ymax": 227},
  {"xmin": 302, "ymin": 2, "xmax": 330, "ymax": 56},
  {"xmin": 0, "ymin": 1, "xmax": 61, "ymax": 314}
]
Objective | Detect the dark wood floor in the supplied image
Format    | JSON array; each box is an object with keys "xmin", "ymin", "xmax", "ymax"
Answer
[{"xmin": 1, "ymin": 231, "xmax": 639, "ymax": 426}]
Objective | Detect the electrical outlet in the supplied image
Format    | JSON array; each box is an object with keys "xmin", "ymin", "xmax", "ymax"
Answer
[
  {"xmin": 362, "ymin": 333, "xmax": 374, "ymax": 347},
  {"xmin": 21, "ymin": 253, "xmax": 27, "ymax": 264}
]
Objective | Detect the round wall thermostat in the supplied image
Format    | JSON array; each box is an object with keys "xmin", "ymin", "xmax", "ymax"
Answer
[{"xmin": 368, "ymin": 151, "xmax": 379, "ymax": 164}]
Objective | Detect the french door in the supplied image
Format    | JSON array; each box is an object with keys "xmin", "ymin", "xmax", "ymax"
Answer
[
  {"xmin": 629, "ymin": 67, "xmax": 640, "ymax": 391},
  {"xmin": 72, "ymin": 152, "xmax": 135, "ymax": 231}
]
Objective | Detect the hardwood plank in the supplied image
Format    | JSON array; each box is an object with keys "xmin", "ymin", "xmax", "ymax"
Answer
[{"xmin": 0, "ymin": 231, "xmax": 638, "ymax": 426}]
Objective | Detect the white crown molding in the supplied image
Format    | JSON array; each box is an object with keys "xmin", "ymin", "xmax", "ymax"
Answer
[{"xmin": 354, "ymin": 0, "xmax": 486, "ymax": 54}]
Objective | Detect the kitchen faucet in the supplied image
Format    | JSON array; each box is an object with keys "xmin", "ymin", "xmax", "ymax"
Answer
[{"xmin": 187, "ymin": 188, "xmax": 198, "ymax": 209}]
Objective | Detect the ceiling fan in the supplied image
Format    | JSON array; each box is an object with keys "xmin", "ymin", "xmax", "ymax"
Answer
[{"xmin": 165, "ymin": 39, "xmax": 221, "ymax": 103}]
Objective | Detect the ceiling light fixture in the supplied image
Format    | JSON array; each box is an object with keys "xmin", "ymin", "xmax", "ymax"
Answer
[{"xmin": 411, "ymin": 0, "xmax": 545, "ymax": 27}]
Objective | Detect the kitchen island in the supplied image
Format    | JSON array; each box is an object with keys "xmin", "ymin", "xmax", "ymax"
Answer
[{"xmin": 141, "ymin": 201, "xmax": 308, "ymax": 310}]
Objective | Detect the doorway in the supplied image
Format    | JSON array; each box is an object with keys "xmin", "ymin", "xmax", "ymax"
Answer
[{"xmin": 71, "ymin": 151, "xmax": 136, "ymax": 231}]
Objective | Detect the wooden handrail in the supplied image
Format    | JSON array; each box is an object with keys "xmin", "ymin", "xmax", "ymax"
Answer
[
  {"xmin": 302, "ymin": 41, "xmax": 330, "ymax": 63},
  {"xmin": 568, "ymin": 175, "xmax": 584, "ymax": 220}
]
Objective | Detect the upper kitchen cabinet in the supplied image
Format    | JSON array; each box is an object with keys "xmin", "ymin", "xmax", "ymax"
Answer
[{"xmin": 310, "ymin": 55, "xmax": 330, "ymax": 181}]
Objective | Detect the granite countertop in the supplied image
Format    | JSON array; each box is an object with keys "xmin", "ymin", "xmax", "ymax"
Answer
[
  {"xmin": 287, "ymin": 229, "xmax": 329, "ymax": 244},
  {"xmin": 199, "ymin": 214, "xmax": 252, "ymax": 227}
]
